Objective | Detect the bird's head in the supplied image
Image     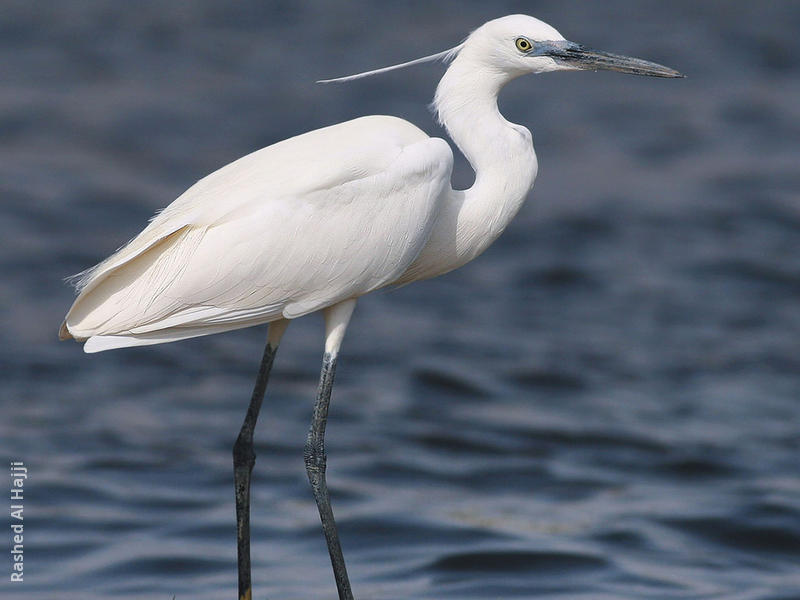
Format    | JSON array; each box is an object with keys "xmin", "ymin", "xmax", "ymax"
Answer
[
  {"xmin": 319, "ymin": 14, "xmax": 683, "ymax": 84},
  {"xmin": 464, "ymin": 14, "xmax": 682, "ymax": 79},
  {"xmin": 457, "ymin": 15, "xmax": 570, "ymax": 77}
]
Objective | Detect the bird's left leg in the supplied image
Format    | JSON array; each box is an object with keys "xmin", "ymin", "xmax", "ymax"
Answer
[
  {"xmin": 305, "ymin": 298, "xmax": 357, "ymax": 600},
  {"xmin": 234, "ymin": 318, "xmax": 289, "ymax": 600}
]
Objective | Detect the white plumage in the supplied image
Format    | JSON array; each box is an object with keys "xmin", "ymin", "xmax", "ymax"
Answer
[
  {"xmin": 61, "ymin": 15, "xmax": 680, "ymax": 354},
  {"xmin": 59, "ymin": 16, "xmax": 681, "ymax": 599},
  {"xmin": 62, "ymin": 116, "xmax": 452, "ymax": 351}
]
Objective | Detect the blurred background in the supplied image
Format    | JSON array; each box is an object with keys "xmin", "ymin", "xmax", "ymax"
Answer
[{"xmin": 2, "ymin": 1, "xmax": 799, "ymax": 599}]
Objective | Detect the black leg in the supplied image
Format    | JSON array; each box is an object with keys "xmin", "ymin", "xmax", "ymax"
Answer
[
  {"xmin": 304, "ymin": 351, "xmax": 354, "ymax": 600},
  {"xmin": 233, "ymin": 338, "xmax": 278, "ymax": 600}
]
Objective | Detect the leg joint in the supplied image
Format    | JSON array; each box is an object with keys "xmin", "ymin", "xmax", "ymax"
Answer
[{"xmin": 233, "ymin": 435, "xmax": 256, "ymax": 468}]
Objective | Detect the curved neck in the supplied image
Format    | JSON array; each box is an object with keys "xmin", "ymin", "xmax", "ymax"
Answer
[
  {"xmin": 392, "ymin": 55, "xmax": 541, "ymax": 286},
  {"xmin": 435, "ymin": 55, "xmax": 538, "ymax": 246}
]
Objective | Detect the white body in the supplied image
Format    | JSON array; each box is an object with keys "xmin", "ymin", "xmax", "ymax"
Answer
[
  {"xmin": 58, "ymin": 15, "xmax": 682, "ymax": 600},
  {"xmin": 61, "ymin": 16, "xmax": 571, "ymax": 352}
]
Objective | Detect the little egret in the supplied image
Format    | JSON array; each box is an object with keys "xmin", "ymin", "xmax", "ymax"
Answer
[{"xmin": 60, "ymin": 14, "xmax": 682, "ymax": 600}]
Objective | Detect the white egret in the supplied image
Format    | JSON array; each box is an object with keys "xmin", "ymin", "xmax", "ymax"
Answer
[{"xmin": 60, "ymin": 14, "xmax": 682, "ymax": 600}]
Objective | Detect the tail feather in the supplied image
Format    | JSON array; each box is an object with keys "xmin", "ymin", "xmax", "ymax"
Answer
[
  {"xmin": 82, "ymin": 319, "xmax": 270, "ymax": 353},
  {"xmin": 58, "ymin": 321, "xmax": 72, "ymax": 341},
  {"xmin": 62, "ymin": 226, "xmax": 202, "ymax": 341}
]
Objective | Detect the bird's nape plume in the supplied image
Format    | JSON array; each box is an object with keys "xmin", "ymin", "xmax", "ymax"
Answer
[{"xmin": 317, "ymin": 44, "xmax": 463, "ymax": 84}]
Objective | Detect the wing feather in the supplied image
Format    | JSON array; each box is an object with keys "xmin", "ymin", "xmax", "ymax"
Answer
[{"xmin": 62, "ymin": 116, "xmax": 453, "ymax": 349}]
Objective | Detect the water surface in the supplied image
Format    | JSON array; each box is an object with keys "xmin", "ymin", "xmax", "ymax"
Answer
[{"xmin": 2, "ymin": 2, "xmax": 799, "ymax": 599}]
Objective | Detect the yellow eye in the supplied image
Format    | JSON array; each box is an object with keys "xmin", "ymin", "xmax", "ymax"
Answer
[{"xmin": 515, "ymin": 37, "xmax": 532, "ymax": 52}]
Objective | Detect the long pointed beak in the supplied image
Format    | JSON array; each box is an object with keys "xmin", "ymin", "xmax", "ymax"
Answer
[{"xmin": 542, "ymin": 41, "xmax": 684, "ymax": 78}]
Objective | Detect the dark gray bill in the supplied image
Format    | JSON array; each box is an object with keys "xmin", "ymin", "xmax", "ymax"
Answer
[{"xmin": 540, "ymin": 40, "xmax": 684, "ymax": 78}]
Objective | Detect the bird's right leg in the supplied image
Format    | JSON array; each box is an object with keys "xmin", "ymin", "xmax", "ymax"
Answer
[
  {"xmin": 305, "ymin": 299, "xmax": 357, "ymax": 600},
  {"xmin": 233, "ymin": 319, "xmax": 288, "ymax": 600}
]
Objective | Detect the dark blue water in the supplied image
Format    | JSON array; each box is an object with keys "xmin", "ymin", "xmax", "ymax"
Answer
[{"xmin": 2, "ymin": 1, "xmax": 800, "ymax": 599}]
